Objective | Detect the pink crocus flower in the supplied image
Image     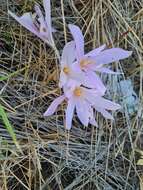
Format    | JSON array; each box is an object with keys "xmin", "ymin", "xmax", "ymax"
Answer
[
  {"xmin": 8, "ymin": 0, "xmax": 54, "ymax": 46},
  {"xmin": 59, "ymin": 41, "xmax": 106, "ymax": 93},
  {"xmin": 68, "ymin": 24, "xmax": 132, "ymax": 94},
  {"xmin": 44, "ymin": 84, "xmax": 121, "ymax": 130},
  {"xmin": 59, "ymin": 41, "xmax": 89, "ymax": 88}
]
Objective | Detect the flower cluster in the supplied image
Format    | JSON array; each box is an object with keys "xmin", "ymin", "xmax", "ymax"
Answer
[{"xmin": 9, "ymin": 0, "xmax": 132, "ymax": 130}]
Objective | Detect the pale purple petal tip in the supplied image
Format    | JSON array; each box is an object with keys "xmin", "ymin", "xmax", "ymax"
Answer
[
  {"xmin": 8, "ymin": 10, "xmax": 40, "ymax": 37},
  {"xmin": 100, "ymin": 109, "xmax": 114, "ymax": 120},
  {"xmin": 90, "ymin": 117, "xmax": 99, "ymax": 127},
  {"xmin": 68, "ymin": 24, "xmax": 84, "ymax": 60},
  {"xmin": 42, "ymin": 0, "xmax": 55, "ymax": 45},
  {"xmin": 93, "ymin": 48, "xmax": 132, "ymax": 66},
  {"xmin": 94, "ymin": 97, "xmax": 121, "ymax": 111},
  {"xmin": 44, "ymin": 95, "xmax": 65, "ymax": 116},
  {"xmin": 95, "ymin": 107, "xmax": 114, "ymax": 120},
  {"xmin": 61, "ymin": 41, "xmax": 76, "ymax": 66}
]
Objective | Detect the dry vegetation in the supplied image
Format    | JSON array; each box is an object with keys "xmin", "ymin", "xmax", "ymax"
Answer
[{"xmin": 0, "ymin": 0, "xmax": 143, "ymax": 189}]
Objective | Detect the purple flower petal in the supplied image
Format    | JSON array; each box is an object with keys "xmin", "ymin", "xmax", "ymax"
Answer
[
  {"xmin": 83, "ymin": 71, "xmax": 106, "ymax": 95},
  {"xmin": 94, "ymin": 97, "xmax": 121, "ymax": 110},
  {"xmin": 91, "ymin": 48, "xmax": 132, "ymax": 66},
  {"xmin": 9, "ymin": 0, "xmax": 54, "ymax": 45},
  {"xmin": 76, "ymin": 99, "xmax": 90, "ymax": 126},
  {"xmin": 70, "ymin": 70, "xmax": 86, "ymax": 84},
  {"xmin": 86, "ymin": 44, "xmax": 106, "ymax": 57},
  {"xmin": 65, "ymin": 98, "xmax": 75, "ymax": 130},
  {"xmin": 44, "ymin": 95, "xmax": 65, "ymax": 116},
  {"xmin": 71, "ymin": 61, "xmax": 82, "ymax": 73},
  {"xmin": 59, "ymin": 71, "xmax": 67, "ymax": 88},
  {"xmin": 95, "ymin": 107, "xmax": 114, "ymax": 120},
  {"xmin": 43, "ymin": 0, "xmax": 53, "ymax": 43},
  {"xmin": 89, "ymin": 117, "xmax": 98, "ymax": 127},
  {"xmin": 84, "ymin": 89, "xmax": 121, "ymax": 112},
  {"xmin": 43, "ymin": 0, "xmax": 51, "ymax": 31},
  {"xmin": 68, "ymin": 24, "xmax": 84, "ymax": 61},
  {"xmin": 8, "ymin": 11, "xmax": 40, "ymax": 37},
  {"xmin": 61, "ymin": 41, "xmax": 76, "ymax": 67},
  {"xmin": 84, "ymin": 88, "xmax": 102, "ymax": 104}
]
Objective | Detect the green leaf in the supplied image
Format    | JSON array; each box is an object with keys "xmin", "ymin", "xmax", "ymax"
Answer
[
  {"xmin": 0, "ymin": 104, "xmax": 21, "ymax": 151},
  {"xmin": 0, "ymin": 66, "xmax": 28, "ymax": 82}
]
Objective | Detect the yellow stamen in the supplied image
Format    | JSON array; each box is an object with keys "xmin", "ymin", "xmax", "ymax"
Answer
[
  {"xmin": 80, "ymin": 58, "xmax": 94, "ymax": 68},
  {"xmin": 63, "ymin": 67, "xmax": 70, "ymax": 75},
  {"xmin": 74, "ymin": 87, "xmax": 82, "ymax": 97}
]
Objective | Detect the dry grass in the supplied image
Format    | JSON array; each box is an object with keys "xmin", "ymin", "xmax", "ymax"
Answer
[{"xmin": 0, "ymin": 0, "xmax": 143, "ymax": 189}]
